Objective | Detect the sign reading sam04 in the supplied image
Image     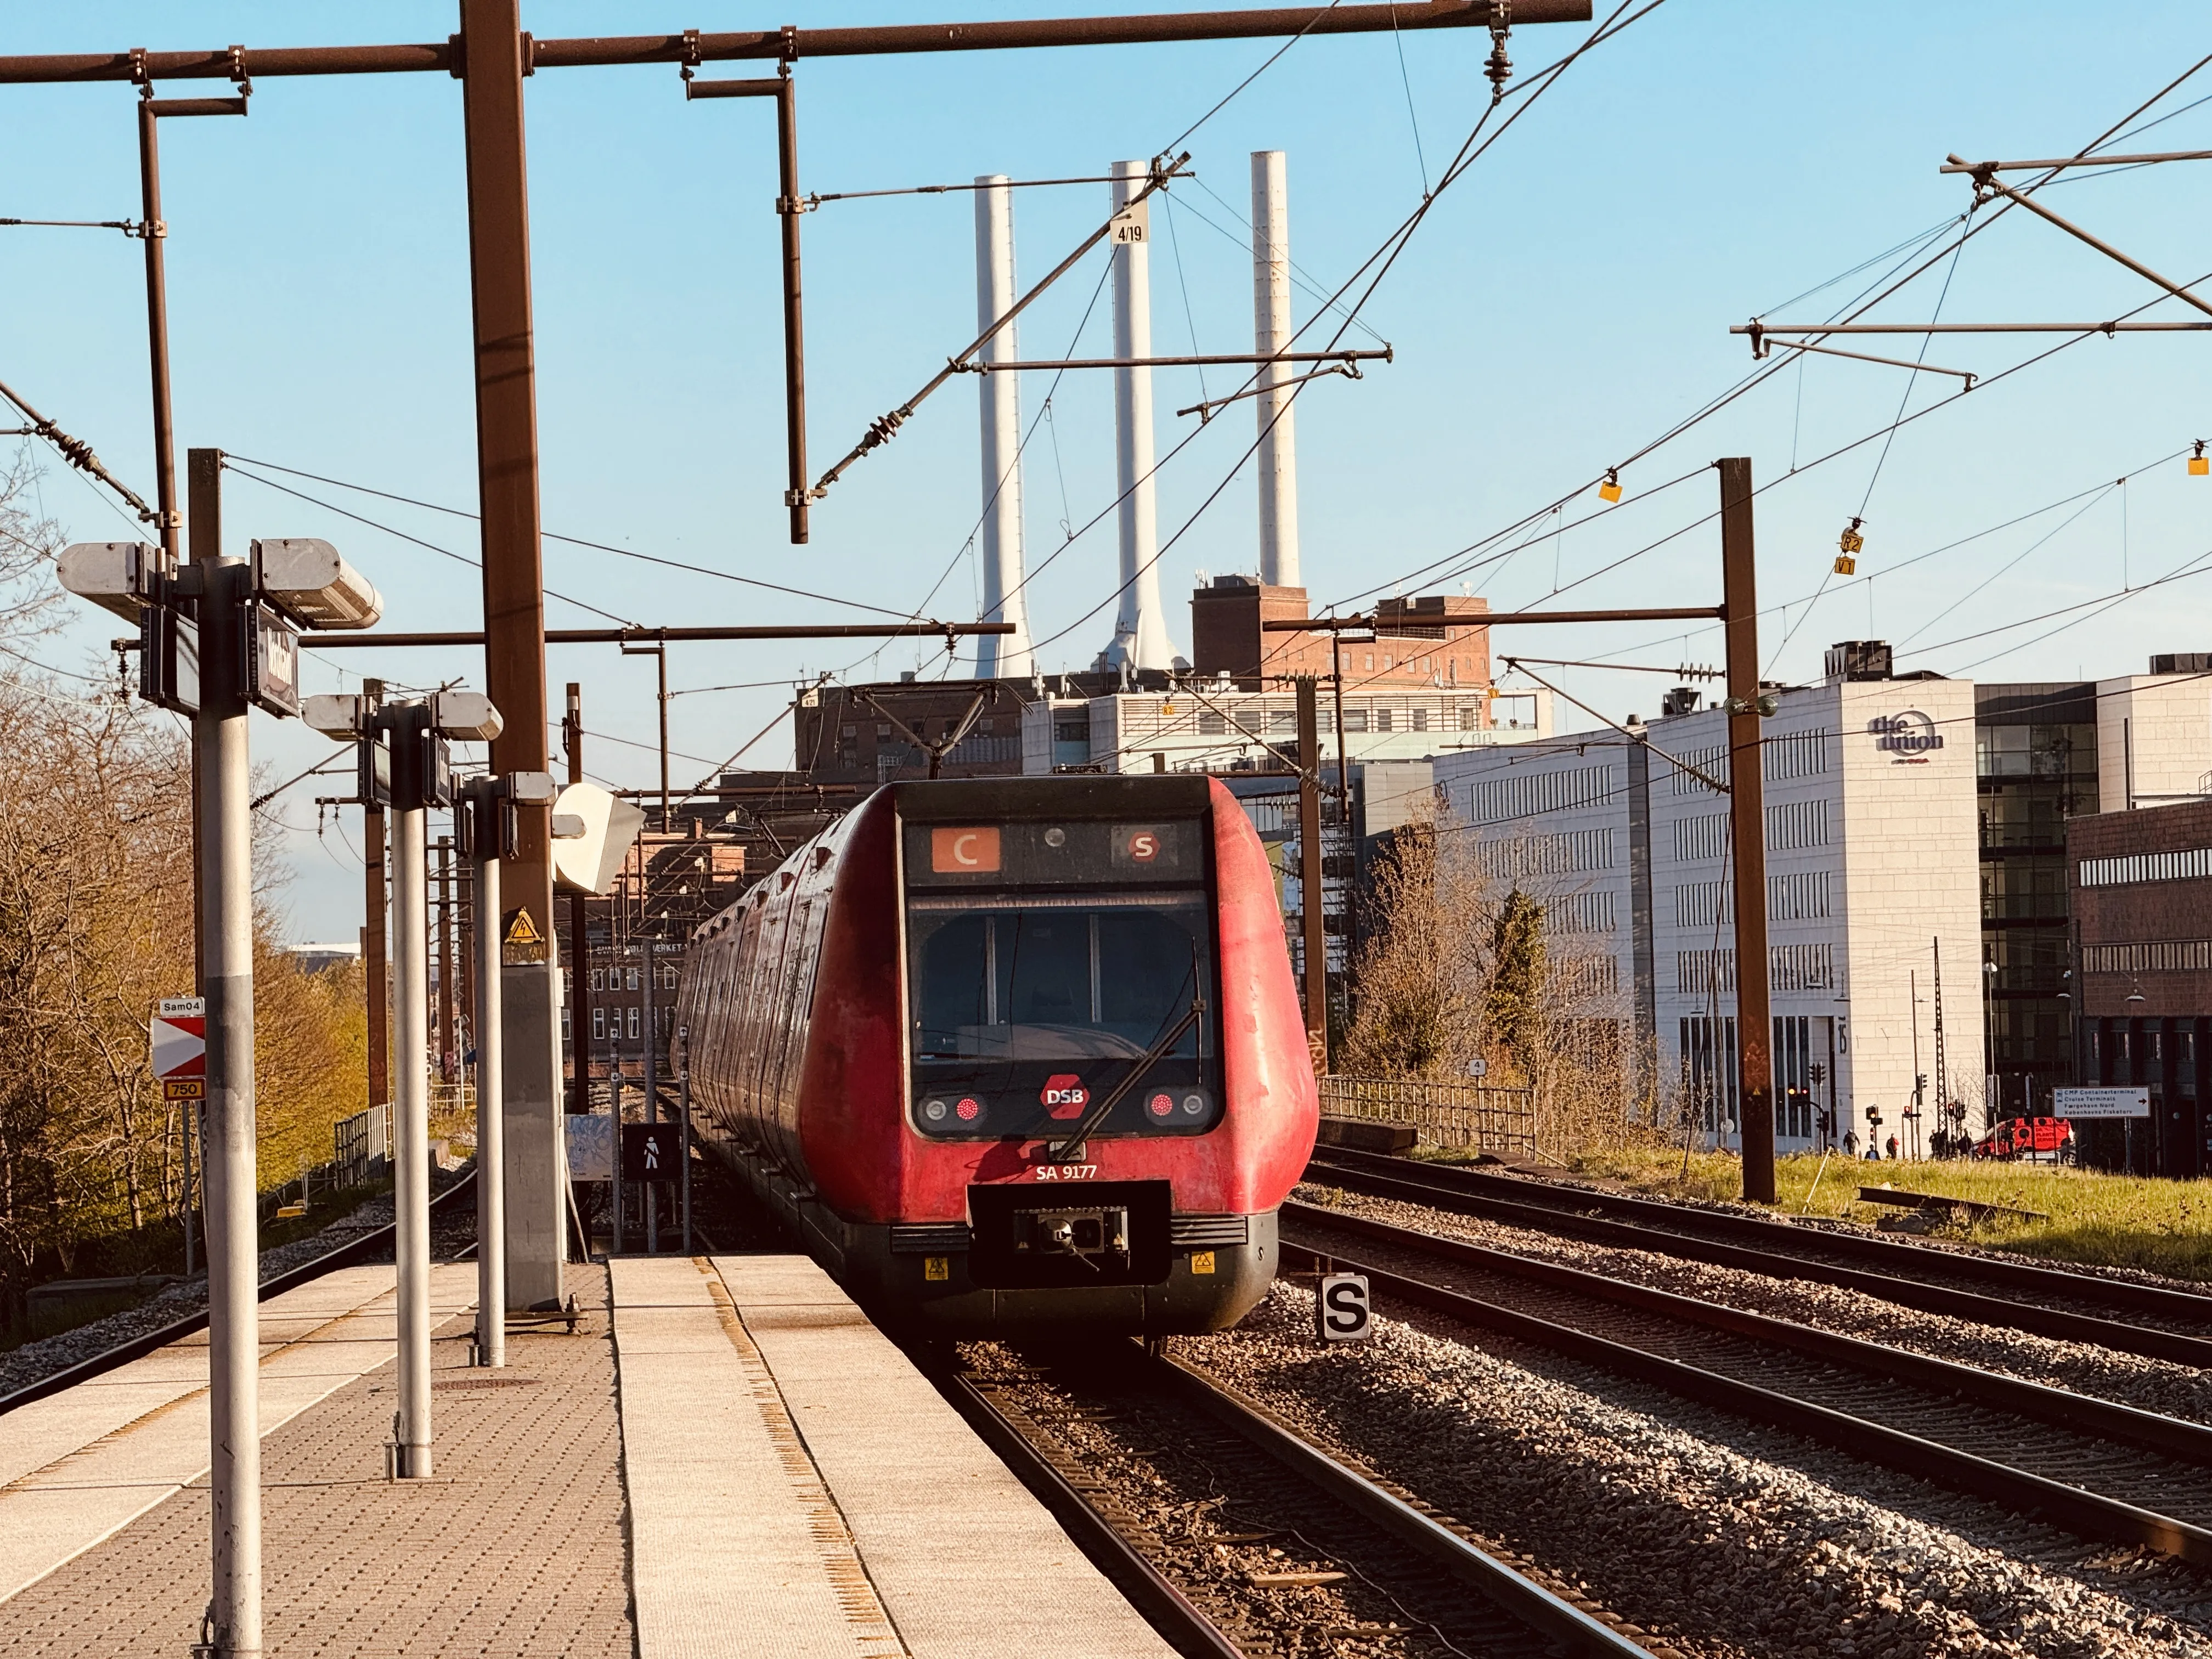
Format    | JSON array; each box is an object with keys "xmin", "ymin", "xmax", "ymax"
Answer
[{"xmin": 1868, "ymin": 710, "xmax": 1944, "ymax": 757}]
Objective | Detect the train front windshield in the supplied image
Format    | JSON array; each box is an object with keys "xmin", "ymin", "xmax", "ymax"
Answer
[{"xmin": 902, "ymin": 816, "xmax": 1222, "ymax": 1141}]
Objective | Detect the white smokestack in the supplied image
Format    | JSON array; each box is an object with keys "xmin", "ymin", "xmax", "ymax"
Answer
[
  {"xmin": 1251, "ymin": 149, "xmax": 1300, "ymax": 590},
  {"xmin": 973, "ymin": 174, "xmax": 1034, "ymax": 680},
  {"xmin": 1107, "ymin": 159, "xmax": 1172, "ymax": 673}
]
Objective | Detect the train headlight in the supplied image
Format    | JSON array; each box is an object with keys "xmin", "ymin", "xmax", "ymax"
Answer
[
  {"xmin": 923, "ymin": 1099, "xmax": 949, "ymax": 1123},
  {"xmin": 1181, "ymin": 1093, "xmax": 1206, "ymax": 1117},
  {"xmin": 956, "ymin": 1097, "xmax": 982, "ymax": 1121},
  {"xmin": 1148, "ymin": 1092, "xmax": 1174, "ymax": 1119}
]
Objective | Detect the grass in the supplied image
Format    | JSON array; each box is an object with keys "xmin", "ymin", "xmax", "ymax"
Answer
[{"xmin": 1437, "ymin": 1144, "xmax": 2212, "ymax": 1285}]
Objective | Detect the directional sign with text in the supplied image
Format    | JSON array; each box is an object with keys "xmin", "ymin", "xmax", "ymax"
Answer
[{"xmin": 152, "ymin": 997, "xmax": 207, "ymax": 1080}]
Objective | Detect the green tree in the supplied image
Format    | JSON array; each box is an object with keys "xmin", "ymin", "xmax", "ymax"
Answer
[{"xmin": 1485, "ymin": 888, "xmax": 1547, "ymax": 1083}]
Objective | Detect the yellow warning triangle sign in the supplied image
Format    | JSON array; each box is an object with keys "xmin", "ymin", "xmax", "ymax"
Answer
[{"xmin": 504, "ymin": 909, "xmax": 543, "ymax": 947}]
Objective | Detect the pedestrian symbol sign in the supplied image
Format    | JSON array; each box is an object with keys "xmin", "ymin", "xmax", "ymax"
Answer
[{"xmin": 621, "ymin": 1123, "xmax": 678, "ymax": 1183}]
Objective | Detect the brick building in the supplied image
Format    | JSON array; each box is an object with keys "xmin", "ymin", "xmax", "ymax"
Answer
[{"xmin": 2067, "ymin": 797, "xmax": 2212, "ymax": 1177}]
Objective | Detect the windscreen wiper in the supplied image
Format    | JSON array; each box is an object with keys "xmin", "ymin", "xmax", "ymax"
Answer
[{"xmin": 1044, "ymin": 993, "xmax": 1205, "ymax": 1163}]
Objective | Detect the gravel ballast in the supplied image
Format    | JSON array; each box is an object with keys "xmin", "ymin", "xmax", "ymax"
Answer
[
  {"xmin": 1296, "ymin": 1182, "xmax": 2212, "ymax": 1425},
  {"xmin": 1186, "ymin": 1283, "xmax": 2212, "ymax": 1659}
]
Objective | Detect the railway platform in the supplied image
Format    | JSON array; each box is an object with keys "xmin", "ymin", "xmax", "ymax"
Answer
[{"xmin": 0, "ymin": 1252, "xmax": 1172, "ymax": 1658}]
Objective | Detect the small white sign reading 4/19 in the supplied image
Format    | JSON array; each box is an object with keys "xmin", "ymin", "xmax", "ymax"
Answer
[{"xmin": 1317, "ymin": 1273, "xmax": 1372, "ymax": 1341}]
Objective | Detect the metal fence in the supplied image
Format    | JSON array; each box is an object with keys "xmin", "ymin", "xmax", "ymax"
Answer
[
  {"xmin": 334, "ymin": 1104, "xmax": 391, "ymax": 1189},
  {"xmin": 1318, "ymin": 1075, "xmax": 1540, "ymax": 1159}
]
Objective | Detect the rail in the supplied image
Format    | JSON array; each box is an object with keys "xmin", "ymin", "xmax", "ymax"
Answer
[
  {"xmin": 0, "ymin": 1170, "xmax": 478, "ymax": 1417},
  {"xmin": 1319, "ymin": 1074, "xmax": 1539, "ymax": 1158},
  {"xmin": 1280, "ymin": 1202, "xmax": 2212, "ymax": 1567},
  {"xmin": 1302, "ymin": 1147, "xmax": 2212, "ymax": 1368}
]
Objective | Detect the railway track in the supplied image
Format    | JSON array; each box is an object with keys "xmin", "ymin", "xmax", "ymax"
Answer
[
  {"xmin": 931, "ymin": 1338, "xmax": 1662, "ymax": 1659},
  {"xmin": 1304, "ymin": 1146, "xmax": 2212, "ymax": 1369},
  {"xmin": 0, "ymin": 1171, "xmax": 479, "ymax": 1417},
  {"xmin": 1282, "ymin": 1195, "xmax": 2212, "ymax": 1568}
]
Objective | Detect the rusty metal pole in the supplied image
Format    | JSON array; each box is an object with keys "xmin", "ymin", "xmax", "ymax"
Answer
[
  {"xmin": 1296, "ymin": 676, "xmax": 1328, "ymax": 1070},
  {"xmin": 775, "ymin": 69, "xmax": 809, "ymax": 544},
  {"xmin": 363, "ymin": 676, "xmax": 390, "ymax": 1113},
  {"xmin": 136, "ymin": 93, "xmax": 180, "ymax": 564},
  {"xmin": 1719, "ymin": 456, "xmax": 1775, "ymax": 1204},
  {"xmin": 183, "ymin": 448, "xmax": 224, "ymax": 1282},
  {"xmin": 436, "ymin": 836, "xmax": 455, "ymax": 1082},
  {"xmin": 564, "ymin": 682, "xmax": 591, "ymax": 1119},
  {"xmin": 460, "ymin": 0, "xmax": 563, "ymax": 1307}
]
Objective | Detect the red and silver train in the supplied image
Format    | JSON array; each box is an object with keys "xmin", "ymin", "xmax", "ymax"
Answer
[{"xmin": 676, "ymin": 775, "xmax": 1318, "ymax": 1335}]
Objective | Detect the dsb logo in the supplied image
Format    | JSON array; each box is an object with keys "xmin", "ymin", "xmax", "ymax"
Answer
[{"xmin": 1040, "ymin": 1074, "xmax": 1090, "ymax": 1119}]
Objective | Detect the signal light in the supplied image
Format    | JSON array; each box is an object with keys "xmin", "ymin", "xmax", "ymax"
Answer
[
  {"xmin": 1149, "ymin": 1092, "xmax": 1174, "ymax": 1118},
  {"xmin": 1598, "ymin": 468, "xmax": 1622, "ymax": 504},
  {"xmin": 2192, "ymin": 439, "xmax": 2208, "ymax": 476},
  {"xmin": 955, "ymin": 1097, "xmax": 981, "ymax": 1121}
]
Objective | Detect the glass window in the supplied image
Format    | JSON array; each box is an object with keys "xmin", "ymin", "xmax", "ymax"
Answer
[
  {"xmin": 627, "ymin": 965, "xmax": 640, "ymax": 991},
  {"xmin": 590, "ymin": 967, "xmax": 604, "ymax": 991},
  {"xmin": 592, "ymin": 1008, "xmax": 606, "ymax": 1041},
  {"xmin": 1375, "ymin": 708, "xmax": 1394, "ymax": 732},
  {"xmin": 627, "ymin": 1006, "xmax": 640, "ymax": 1040},
  {"xmin": 906, "ymin": 891, "xmax": 1220, "ymax": 1140}
]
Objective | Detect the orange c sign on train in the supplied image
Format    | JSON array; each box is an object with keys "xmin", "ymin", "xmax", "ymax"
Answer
[{"xmin": 930, "ymin": 826, "xmax": 1001, "ymax": 873}]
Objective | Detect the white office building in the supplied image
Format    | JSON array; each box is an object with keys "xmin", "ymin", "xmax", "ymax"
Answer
[
  {"xmin": 1020, "ymin": 681, "xmax": 1552, "ymax": 775},
  {"xmin": 1434, "ymin": 650, "xmax": 1983, "ymax": 1153}
]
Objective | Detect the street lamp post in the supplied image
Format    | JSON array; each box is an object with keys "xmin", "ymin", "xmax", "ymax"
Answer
[{"xmin": 59, "ymin": 530, "xmax": 381, "ymax": 1659}]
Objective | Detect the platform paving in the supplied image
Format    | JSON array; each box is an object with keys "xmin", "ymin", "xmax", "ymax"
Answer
[
  {"xmin": 0, "ymin": 1263, "xmax": 628, "ymax": 1656},
  {"xmin": 1, "ymin": 1252, "xmax": 1177, "ymax": 1657}
]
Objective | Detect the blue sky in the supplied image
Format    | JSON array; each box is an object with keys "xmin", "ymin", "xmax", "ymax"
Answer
[{"xmin": 5, "ymin": 2, "xmax": 2211, "ymax": 940}]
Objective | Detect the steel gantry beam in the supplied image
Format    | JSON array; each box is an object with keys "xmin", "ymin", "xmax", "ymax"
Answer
[{"xmin": 0, "ymin": 6, "xmax": 1592, "ymax": 83}]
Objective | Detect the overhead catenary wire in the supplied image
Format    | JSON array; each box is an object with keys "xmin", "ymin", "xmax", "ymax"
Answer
[
  {"xmin": 225, "ymin": 464, "xmax": 640, "ymax": 628},
  {"xmin": 1338, "ymin": 50, "xmax": 2212, "ymax": 620},
  {"xmin": 1027, "ymin": 0, "xmax": 1669, "ymax": 661},
  {"xmin": 223, "ymin": 455, "xmax": 921, "ymax": 620}
]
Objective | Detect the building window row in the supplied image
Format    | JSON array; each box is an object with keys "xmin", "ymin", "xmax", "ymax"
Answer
[
  {"xmin": 1770, "ymin": 943, "xmax": 1836, "ymax": 991},
  {"xmin": 1764, "ymin": 729, "xmax": 1831, "ymax": 781},
  {"xmin": 2077, "ymin": 847, "xmax": 2212, "ymax": 888},
  {"xmin": 1474, "ymin": 826, "xmax": 1616, "ymax": 878},
  {"xmin": 1465, "ymin": 764, "xmax": 1617, "ymax": 827},
  {"xmin": 2083, "ymin": 939, "xmax": 2212, "ymax": 975},
  {"xmin": 1673, "ymin": 869, "xmax": 1832, "ymax": 929},
  {"xmin": 1767, "ymin": 798, "xmax": 1830, "ymax": 851},
  {"xmin": 1770, "ymin": 868, "xmax": 1831, "ymax": 920},
  {"xmin": 588, "ymin": 962, "xmax": 678, "ymax": 993},
  {"xmin": 1668, "ymin": 744, "xmax": 1730, "ymax": 795},
  {"xmin": 1674, "ymin": 943, "xmax": 1835, "ymax": 995},
  {"xmin": 1544, "ymin": 889, "xmax": 1617, "ymax": 934},
  {"xmin": 1673, "ymin": 812, "xmax": 1729, "ymax": 862},
  {"xmin": 1553, "ymin": 954, "xmax": 1621, "ymax": 999}
]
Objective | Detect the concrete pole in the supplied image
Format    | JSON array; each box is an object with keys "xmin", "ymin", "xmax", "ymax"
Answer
[
  {"xmin": 391, "ymin": 766, "xmax": 433, "ymax": 1477},
  {"xmin": 197, "ymin": 558, "xmax": 260, "ymax": 1658},
  {"xmin": 473, "ymin": 831, "xmax": 505, "ymax": 1368},
  {"xmin": 973, "ymin": 174, "xmax": 1035, "ymax": 680},
  {"xmin": 1251, "ymin": 150, "xmax": 1301, "ymax": 590},
  {"xmin": 1110, "ymin": 160, "xmax": 1172, "ymax": 672}
]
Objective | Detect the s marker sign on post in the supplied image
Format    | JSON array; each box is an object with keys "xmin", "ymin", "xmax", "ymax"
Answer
[{"xmin": 1317, "ymin": 1272, "xmax": 1372, "ymax": 1341}]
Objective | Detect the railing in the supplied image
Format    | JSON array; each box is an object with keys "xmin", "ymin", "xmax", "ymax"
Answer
[{"xmin": 1318, "ymin": 1075, "xmax": 1540, "ymax": 1158}]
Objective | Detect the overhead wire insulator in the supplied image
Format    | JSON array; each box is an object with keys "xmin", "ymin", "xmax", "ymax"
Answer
[{"xmin": 1485, "ymin": 3, "xmax": 1513, "ymax": 103}]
